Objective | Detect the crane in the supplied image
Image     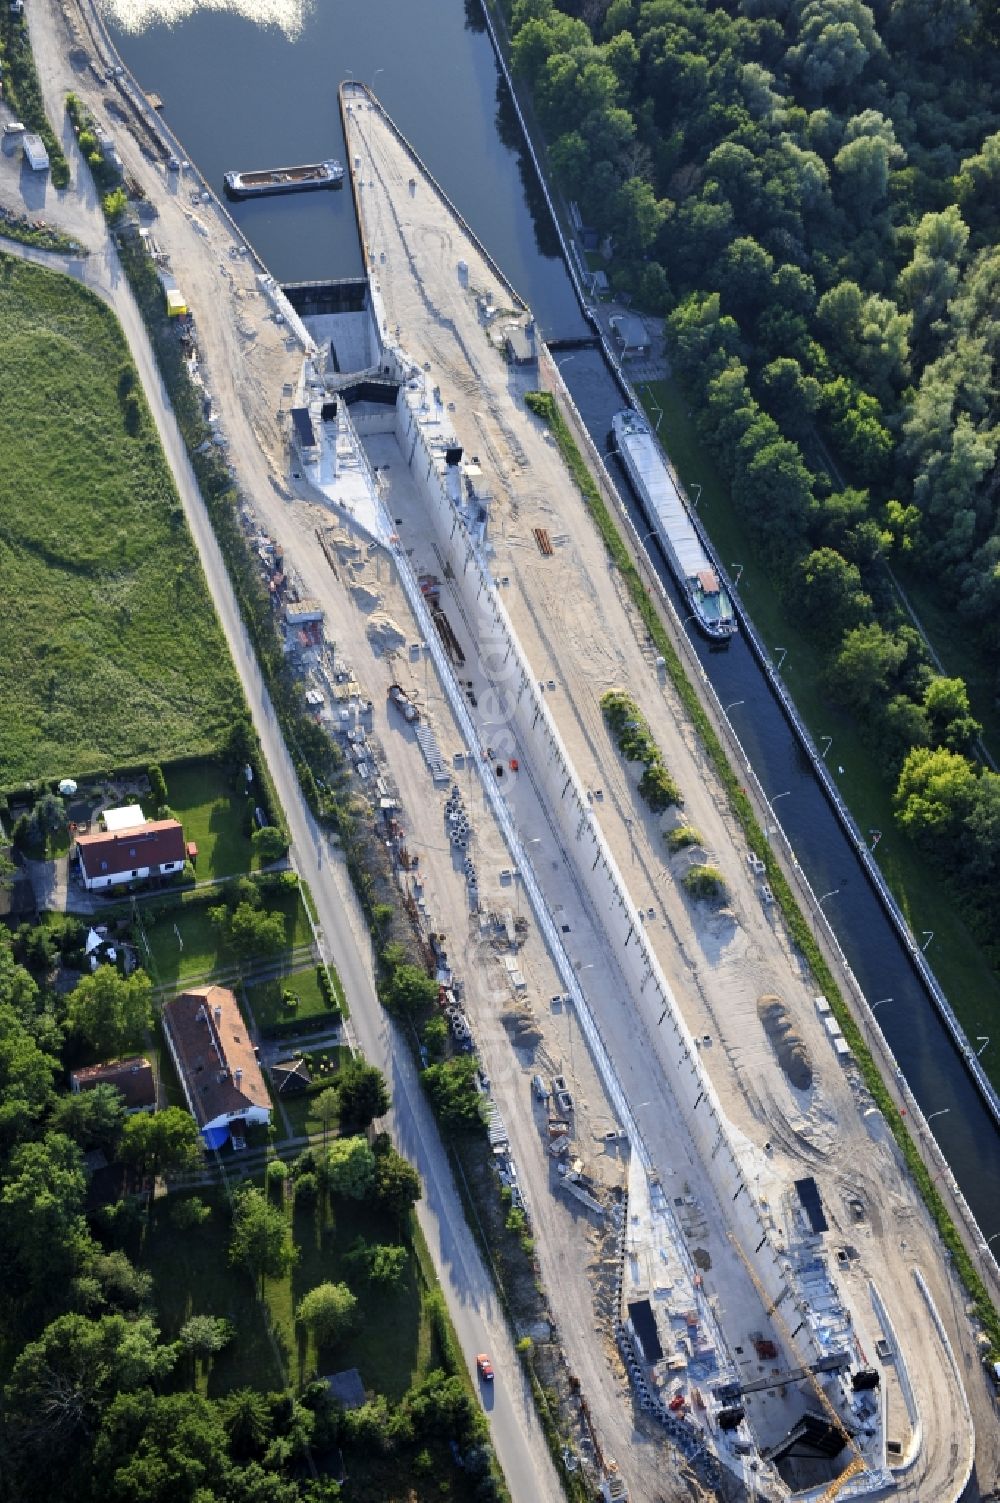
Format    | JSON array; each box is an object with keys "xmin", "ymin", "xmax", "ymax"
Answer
[
  {"xmin": 818, "ymin": 1454, "xmax": 866, "ymax": 1501},
  {"xmin": 723, "ymin": 1230, "xmax": 869, "ymax": 1489}
]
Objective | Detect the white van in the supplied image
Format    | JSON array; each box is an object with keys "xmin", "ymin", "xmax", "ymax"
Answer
[{"xmin": 3, "ymin": 121, "xmax": 26, "ymax": 137}]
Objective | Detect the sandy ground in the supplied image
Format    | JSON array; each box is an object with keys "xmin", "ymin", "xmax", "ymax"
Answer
[{"xmin": 8, "ymin": 8, "xmax": 998, "ymax": 1490}]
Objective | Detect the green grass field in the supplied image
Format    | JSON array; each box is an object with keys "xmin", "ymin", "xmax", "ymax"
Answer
[
  {"xmin": 637, "ymin": 378, "xmax": 1000, "ymax": 1076},
  {"xmin": 167, "ymin": 762, "xmax": 254, "ymax": 883},
  {"xmin": 141, "ymin": 1184, "xmax": 431, "ymax": 1403},
  {"xmin": 244, "ymin": 967, "xmax": 329, "ymax": 1030},
  {"xmin": 140, "ymin": 887, "xmax": 314, "ymax": 989},
  {"xmin": 0, "ymin": 254, "xmax": 242, "ymax": 784}
]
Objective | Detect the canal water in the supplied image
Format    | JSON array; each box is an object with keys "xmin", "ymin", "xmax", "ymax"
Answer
[{"xmin": 107, "ymin": 0, "xmax": 1000, "ymax": 1239}]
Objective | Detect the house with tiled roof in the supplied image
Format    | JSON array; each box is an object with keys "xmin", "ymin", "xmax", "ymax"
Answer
[
  {"xmin": 75, "ymin": 811, "xmax": 186, "ymax": 891},
  {"xmin": 70, "ymin": 1056, "xmax": 157, "ymax": 1114},
  {"xmin": 162, "ymin": 985, "xmax": 271, "ymax": 1150}
]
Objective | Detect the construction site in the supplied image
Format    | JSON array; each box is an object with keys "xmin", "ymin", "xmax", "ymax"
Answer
[
  {"xmin": 241, "ymin": 82, "xmax": 979, "ymax": 1501},
  {"xmin": 10, "ymin": 4, "xmax": 998, "ymax": 1489}
]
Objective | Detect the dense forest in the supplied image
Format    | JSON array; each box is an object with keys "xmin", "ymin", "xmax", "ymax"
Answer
[{"xmin": 508, "ymin": 0, "xmax": 1000, "ymax": 955}]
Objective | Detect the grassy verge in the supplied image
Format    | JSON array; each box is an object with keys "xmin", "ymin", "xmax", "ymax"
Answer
[
  {"xmin": 526, "ymin": 387, "xmax": 1000, "ymax": 1358},
  {"xmin": 0, "ymin": 12, "xmax": 69, "ymax": 186},
  {"xmin": 0, "ymin": 253, "xmax": 243, "ymax": 784},
  {"xmin": 637, "ymin": 376, "xmax": 1000, "ymax": 1079}
]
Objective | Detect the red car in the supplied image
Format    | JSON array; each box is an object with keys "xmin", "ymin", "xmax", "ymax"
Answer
[{"xmin": 476, "ymin": 1353, "xmax": 494, "ymax": 1382}]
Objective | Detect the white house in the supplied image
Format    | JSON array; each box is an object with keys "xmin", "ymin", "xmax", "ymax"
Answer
[
  {"xmin": 75, "ymin": 817, "xmax": 186, "ymax": 891},
  {"xmin": 162, "ymin": 986, "xmax": 271, "ymax": 1150}
]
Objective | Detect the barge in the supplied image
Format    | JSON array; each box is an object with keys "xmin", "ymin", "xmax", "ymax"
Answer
[
  {"xmin": 223, "ymin": 158, "xmax": 344, "ymax": 199},
  {"xmin": 612, "ymin": 409, "xmax": 736, "ymax": 641}
]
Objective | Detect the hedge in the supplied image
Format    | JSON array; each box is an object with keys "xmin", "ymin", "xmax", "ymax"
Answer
[{"xmin": 526, "ymin": 388, "xmax": 1000, "ymax": 1359}]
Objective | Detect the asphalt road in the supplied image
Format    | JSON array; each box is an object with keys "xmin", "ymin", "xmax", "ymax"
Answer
[{"xmin": 1, "ymin": 167, "xmax": 563, "ymax": 1503}]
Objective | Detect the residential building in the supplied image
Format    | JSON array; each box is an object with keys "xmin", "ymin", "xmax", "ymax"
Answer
[
  {"xmin": 162, "ymin": 985, "xmax": 271, "ymax": 1149},
  {"xmin": 70, "ymin": 1056, "xmax": 157, "ymax": 1114},
  {"xmin": 75, "ymin": 817, "xmax": 185, "ymax": 891}
]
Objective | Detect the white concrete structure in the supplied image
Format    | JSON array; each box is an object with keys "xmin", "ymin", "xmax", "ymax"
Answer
[{"xmin": 102, "ymin": 803, "xmax": 147, "ymax": 833}]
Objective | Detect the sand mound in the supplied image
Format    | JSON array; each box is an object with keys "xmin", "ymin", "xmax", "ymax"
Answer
[
  {"xmin": 351, "ymin": 583, "xmax": 382, "ymax": 613},
  {"xmin": 366, "ymin": 612, "xmax": 406, "ymax": 653},
  {"xmin": 757, "ymin": 995, "xmax": 813, "ymax": 1091}
]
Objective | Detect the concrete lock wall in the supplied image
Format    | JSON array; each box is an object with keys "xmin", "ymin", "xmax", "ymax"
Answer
[{"xmin": 392, "ymin": 388, "xmax": 800, "ymax": 1328}]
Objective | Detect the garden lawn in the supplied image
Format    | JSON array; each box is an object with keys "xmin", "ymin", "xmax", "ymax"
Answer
[
  {"xmin": 167, "ymin": 761, "xmax": 254, "ymax": 882},
  {"xmin": 141, "ymin": 1191, "xmax": 286, "ymax": 1395},
  {"xmin": 245, "ymin": 967, "xmax": 327, "ymax": 1029},
  {"xmin": 637, "ymin": 378, "xmax": 1000, "ymax": 1078},
  {"xmin": 271, "ymin": 1192, "xmax": 430, "ymax": 1399},
  {"xmin": 140, "ymin": 885, "xmax": 314, "ymax": 989},
  {"xmin": 0, "ymin": 254, "xmax": 242, "ymax": 785}
]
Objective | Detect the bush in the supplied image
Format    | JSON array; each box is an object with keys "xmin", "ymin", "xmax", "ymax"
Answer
[
  {"xmin": 601, "ymin": 688, "xmax": 683, "ymax": 812},
  {"xmin": 169, "ymin": 1196, "xmax": 211, "ymax": 1230},
  {"xmin": 682, "ymin": 865, "xmax": 726, "ymax": 901},
  {"xmin": 666, "ymin": 824, "xmax": 702, "ymax": 851},
  {"xmin": 639, "ymin": 762, "xmax": 682, "ymax": 811},
  {"xmin": 294, "ymin": 1172, "xmax": 318, "ymax": 1206}
]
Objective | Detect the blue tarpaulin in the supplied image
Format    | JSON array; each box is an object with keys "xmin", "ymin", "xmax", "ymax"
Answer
[{"xmin": 202, "ymin": 1123, "xmax": 229, "ymax": 1151}]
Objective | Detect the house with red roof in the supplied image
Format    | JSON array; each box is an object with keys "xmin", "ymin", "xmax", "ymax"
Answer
[{"xmin": 75, "ymin": 815, "xmax": 186, "ymax": 891}]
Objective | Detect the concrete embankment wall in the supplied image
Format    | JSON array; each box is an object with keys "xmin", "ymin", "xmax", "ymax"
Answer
[{"xmin": 393, "ymin": 389, "xmax": 803, "ymax": 1330}]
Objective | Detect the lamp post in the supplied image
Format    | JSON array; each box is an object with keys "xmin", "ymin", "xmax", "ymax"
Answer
[
  {"xmin": 871, "ymin": 996, "xmax": 893, "ymax": 1012},
  {"xmin": 724, "ymin": 700, "xmax": 744, "ymax": 716},
  {"xmin": 976, "ymin": 1036, "xmax": 990, "ymax": 1058},
  {"xmin": 819, "ymin": 735, "xmax": 832, "ymax": 760},
  {"xmin": 817, "ymin": 888, "xmax": 840, "ymax": 908},
  {"xmin": 926, "ymin": 1108, "xmax": 950, "ymax": 1125},
  {"xmin": 773, "ymin": 646, "xmax": 788, "ymax": 672},
  {"xmin": 921, "ymin": 930, "xmax": 934, "ymax": 952},
  {"xmin": 371, "ymin": 67, "xmax": 384, "ymax": 93},
  {"xmin": 691, "ymin": 484, "xmax": 703, "ymax": 509},
  {"xmin": 731, "ymin": 562, "xmax": 744, "ymax": 587},
  {"xmin": 556, "ymin": 354, "xmax": 576, "ymax": 371}
]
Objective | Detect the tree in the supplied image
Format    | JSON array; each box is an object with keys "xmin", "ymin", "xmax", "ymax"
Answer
[
  {"xmin": 215, "ymin": 901, "xmax": 286, "ymax": 960},
  {"xmin": 922, "ymin": 676, "xmax": 982, "ymax": 753},
  {"xmin": 66, "ymin": 967, "xmax": 152, "ymax": 1056},
  {"xmin": 146, "ymin": 763, "xmax": 169, "ymax": 809},
  {"xmin": 179, "ymin": 1314, "xmax": 235, "ymax": 1360},
  {"xmin": 76, "ymin": 1249, "xmax": 154, "ymax": 1314},
  {"xmin": 422, "ymin": 1014, "xmax": 448, "ymax": 1060},
  {"xmin": 335, "ymin": 1059, "xmax": 389, "ymax": 1132},
  {"xmin": 296, "ymin": 1282, "xmax": 358, "ymax": 1346},
  {"xmin": 222, "ymin": 1387, "xmax": 273, "ymax": 1461},
  {"xmin": 120, "ymin": 1107, "xmax": 202, "ymax": 1179},
  {"xmin": 251, "ymin": 826, "xmax": 288, "ymax": 864},
  {"xmin": 369, "ymin": 1244, "xmax": 408, "ymax": 1288},
  {"xmin": 323, "ymin": 1136, "xmax": 375, "ymax": 1200},
  {"xmin": 373, "ymin": 1139, "xmax": 423, "ymax": 1218},
  {"xmin": 894, "ymin": 745, "xmax": 978, "ymax": 844},
  {"xmin": 50, "ymin": 1080, "xmax": 126, "ymax": 1152},
  {"xmin": 34, "ymin": 792, "xmax": 68, "ymax": 845},
  {"xmin": 92, "ymin": 1390, "xmax": 230, "ymax": 1503},
  {"xmin": 0, "ymin": 1132, "xmax": 92, "ymax": 1301},
  {"xmin": 421, "ymin": 1056, "xmax": 483, "ymax": 1133},
  {"xmin": 313, "ymin": 1087, "xmax": 339, "ymax": 1148},
  {"xmin": 798, "ymin": 548, "xmax": 872, "ymax": 641},
  {"xmin": 382, "ymin": 961, "xmax": 438, "ymax": 1019},
  {"xmin": 4, "ymin": 1313, "xmax": 175, "ymax": 1474},
  {"xmin": 229, "ymin": 1186, "xmax": 296, "ymax": 1297},
  {"xmin": 0, "ymin": 1004, "xmax": 57, "ymax": 1145},
  {"xmin": 826, "ymin": 622, "xmax": 908, "ymax": 711}
]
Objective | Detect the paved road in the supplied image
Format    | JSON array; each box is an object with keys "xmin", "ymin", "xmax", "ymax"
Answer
[{"xmin": 2, "ymin": 130, "xmax": 562, "ymax": 1503}]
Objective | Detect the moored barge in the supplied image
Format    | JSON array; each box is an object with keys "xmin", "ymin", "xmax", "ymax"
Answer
[{"xmin": 223, "ymin": 158, "xmax": 344, "ymax": 199}]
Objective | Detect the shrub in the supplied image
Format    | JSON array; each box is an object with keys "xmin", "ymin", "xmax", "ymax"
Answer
[
  {"xmin": 294, "ymin": 1171, "xmax": 318, "ymax": 1206},
  {"xmin": 639, "ymin": 762, "xmax": 682, "ymax": 811},
  {"xmin": 666, "ymin": 824, "xmax": 702, "ymax": 852},
  {"xmin": 682, "ymin": 864, "xmax": 727, "ymax": 901},
  {"xmin": 169, "ymin": 1196, "xmax": 211, "ymax": 1230}
]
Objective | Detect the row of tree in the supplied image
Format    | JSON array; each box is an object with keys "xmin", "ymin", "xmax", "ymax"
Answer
[{"xmin": 510, "ymin": 0, "xmax": 1000, "ymax": 954}]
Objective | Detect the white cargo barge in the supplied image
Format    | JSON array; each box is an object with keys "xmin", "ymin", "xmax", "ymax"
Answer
[
  {"xmin": 612, "ymin": 409, "xmax": 736, "ymax": 641},
  {"xmin": 223, "ymin": 158, "xmax": 344, "ymax": 199}
]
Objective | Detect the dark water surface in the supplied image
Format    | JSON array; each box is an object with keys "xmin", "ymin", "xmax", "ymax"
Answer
[
  {"xmin": 109, "ymin": 3, "xmax": 1000, "ymax": 1239},
  {"xmin": 109, "ymin": 0, "xmax": 585, "ymax": 336}
]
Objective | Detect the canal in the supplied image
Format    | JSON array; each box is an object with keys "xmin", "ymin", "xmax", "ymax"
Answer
[{"xmin": 107, "ymin": 0, "xmax": 1000, "ymax": 1240}]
